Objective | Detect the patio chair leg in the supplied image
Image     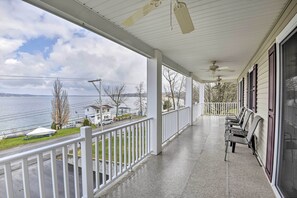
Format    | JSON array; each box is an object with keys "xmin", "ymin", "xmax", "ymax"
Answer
[
  {"xmin": 224, "ymin": 141, "xmax": 228, "ymax": 161},
  {"xmin": 232, "ymin": 142, "xmax": 236, "ymax": 153},
  {"xmin": 251, "ymin": 135, "xmax": 256, "ymax": 155}
]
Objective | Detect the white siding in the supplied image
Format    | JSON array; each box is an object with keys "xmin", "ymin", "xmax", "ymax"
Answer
[{"xmin": 238, "ymin": 1, "xmax": 297, "ymax": 165}]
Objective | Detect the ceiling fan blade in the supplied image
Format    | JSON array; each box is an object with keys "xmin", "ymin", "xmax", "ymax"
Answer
[
  {"xmin": 217, "ymin": 67, "xmax": 235, "ymax": 72},
  {"xmin": 174, "ymin": 2, "xmax": 194, "ymax": 34},
  {"xmin": 123, "ymin": 2, "xmax": 158, "ymax": 27}
]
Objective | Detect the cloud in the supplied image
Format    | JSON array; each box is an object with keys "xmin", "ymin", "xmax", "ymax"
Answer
[
  {"xmin": 0, "ymin": 0, "xmax": 147, "ymax": 95},
  {"xmin": 0, "ymin": 38, "xmax": 25, "ymax": 55},
  {"xmin": 4, "ymin": 58, "xmax": 21, "ymax": 65}
]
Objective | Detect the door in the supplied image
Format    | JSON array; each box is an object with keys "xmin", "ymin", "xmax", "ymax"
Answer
[
  {"xmin": 277, "ymin": 28, "xmax": 297, "ymax": 197},
  {"xmin": 265, "ymin": 44, "xmax": 276, "ymax": 181}
]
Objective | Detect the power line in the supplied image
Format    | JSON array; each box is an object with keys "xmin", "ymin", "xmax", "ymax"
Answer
[{"xmin": 0, "ymin": 75, "xmax": 146, "ymax": 86}]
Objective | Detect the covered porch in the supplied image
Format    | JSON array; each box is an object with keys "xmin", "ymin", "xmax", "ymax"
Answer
[
  {"xmin": 2, "ymin": 0, "xmax": 297, "ymax": 197},
  {"xmin": 98, "ymin": 116, "xmax": 273, "ymax": 198}
]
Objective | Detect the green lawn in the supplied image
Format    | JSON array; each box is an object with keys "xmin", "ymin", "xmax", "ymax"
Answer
[{"xmin": 0, "ymin": 127, "xmax": 81, "ymax": 151}]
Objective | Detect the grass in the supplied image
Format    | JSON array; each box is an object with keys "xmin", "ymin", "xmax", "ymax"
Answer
[{"xmin": 0, "ymin": 127, "xmax": 81, "ymax": 151}]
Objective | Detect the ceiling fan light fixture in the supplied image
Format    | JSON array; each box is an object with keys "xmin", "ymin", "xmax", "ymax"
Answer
[{"xmin": 174, "ymin": 2, "xmax": 194, "ymax": 34}]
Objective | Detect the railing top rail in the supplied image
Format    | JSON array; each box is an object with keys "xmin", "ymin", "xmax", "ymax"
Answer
[
  {"xmin": 204, "ymin": 102, "xmax": 237, "ymax": 104},
  {"xmin": 179, "ymin": 106, "xmax": 190, "ymax": 111},
  {"xmin": 0, "ymin": 137, "xmax": 84, "ymax": 165},
  {"xmin": 92, "ymin": 117, "xmax": 153, "ymax": 137},
  {"xmin": 162, "ymin": 109, "xmax": 178, "ymax": 116}
]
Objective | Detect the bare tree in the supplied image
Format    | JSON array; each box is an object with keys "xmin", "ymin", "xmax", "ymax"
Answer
[
  {"xmin": 176, "ymin": 76, "xmax": 185, "ymax": 108},
  {"xmin": 134, "ymin": 82, "xmax": 145, "ymax": 116},
  {"xmin": 193, "ymin": 84, "xmax": 199, "ymax": 104},
  {"xmin": 104, "ymin": 83, "xmax": 127, "ymax": 117},
  {"xmin": 163, "ymin": 67, "xmax": 178, "ymax": 109},
  {"xmin": 204, "ymin": 82, "xmax": 237, "ymax": 102},
  {"xmin": 51, "ymin": 79, "xmax": 70, "ymax": 129}
]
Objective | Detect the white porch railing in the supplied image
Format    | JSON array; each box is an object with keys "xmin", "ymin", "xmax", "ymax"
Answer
[
  {"xmin": 0, "ymin": 117, "xmax": 152, "ymax": 198},
  {"xmin": 203, "ymin": 102, "xmax": 237, "ymax": 116},
  {"xmin": 91, "ymin": 118, "xmax": 151, "ymax": 194},
  {"xmin": 193, "ymin": 103, "xmax": 203, "ymax": 121},
  {"xmin": 0, "ymin": 137, "xmax": 84, "ymax": 198},
  {"xmin": 162, "ymin": 107, "xmax": 190, "ymax": 143}
]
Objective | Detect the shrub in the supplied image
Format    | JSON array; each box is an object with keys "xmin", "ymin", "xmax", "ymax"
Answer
[
  {"xmin": 83, "ymin": 118, "xmax": 91, "ymax": 126},
  {"xmin": 163, "ymin": 100, "xmax": 172, "ymax": 110},
  {"xmin": 51, "ymin": 122, "xmax": 56, "ymax": 130}
]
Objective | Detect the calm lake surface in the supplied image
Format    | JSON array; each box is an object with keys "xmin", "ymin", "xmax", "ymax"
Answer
[{"xmin": 0, "ymin": 96, "xmax": 139, "ymax": 134}]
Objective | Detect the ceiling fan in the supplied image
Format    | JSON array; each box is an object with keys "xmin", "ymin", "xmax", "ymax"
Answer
[
  {"xmin": 203, "ymin": 61, "xmax": 235, "ymax": 74},
  {"xmin": 122, "ymin": 0, "xmax": 194, "ymax": 34}
]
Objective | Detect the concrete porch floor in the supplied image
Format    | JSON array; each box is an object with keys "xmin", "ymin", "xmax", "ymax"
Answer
[{"xmin": 98, "ymin": 116, "xmax": 275, "ymax": 198}]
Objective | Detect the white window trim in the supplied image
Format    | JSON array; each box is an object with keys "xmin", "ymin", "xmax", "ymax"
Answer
[{"xmin": 273, "ymin": 13, "xmax": 297, "ymax": 198}]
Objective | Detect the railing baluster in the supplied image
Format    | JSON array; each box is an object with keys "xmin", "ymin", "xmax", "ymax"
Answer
[
  {"xmin": 132, "ymin": 125, "xmax": 135, "ymax": 164},
  {"xmin": 124, "ymin": 128, "xmax": 127, "ymax": 170},
  {"xmin": 95, "ymin": 136, "xmax": 99, "ymax": 190},
  {"xmin": 102, "ymin": 134, "xmax": 106, "ymax": 185},
  {"xmin": 144, "ymin": 121, "xmax": 149, "ymax": 154},
  {"xmin": 4, "ymin": 163, "xmax": 13, "ymax": 198},
  {"xmin": 50, "ymin": 150, "xmax": 58, "ymax": 198},
  {"xmin": 114, "ymin": 130, "xmax": 117, "ymax": 177},
  {"xmin": 108, "ymin": 132, "xmax": 112, "ymax": 181},
  {"xmin": 128, "ymin": 127, "xmax": 131, "ymax": 168},
  {"xmin": 142, "ymin": 121, "xmax": 144, "ymax": 157},
  {"xmin": 136, "ymin": 123, "xmax": 138, "ymax": 161},
  {"xmin": 37, "ymin": 153, "xmax": 45, "ymax": 198},
  {"xmin": 119, "ymin": 129, "xmax": 122, "ymax": 173},
  {"xmin": 22, "ymin": 158, "xmax": 30, "ymax": 198},
  {"xmin": 62, "ymin": 146, "xmax": 70, "ymax": 198},
  {"xmin": 73, "ymin": 143, "xmax": 80, "ymax": 198}
]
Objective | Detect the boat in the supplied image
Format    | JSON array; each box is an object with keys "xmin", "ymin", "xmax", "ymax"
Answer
[{"xmin": 26, "ymin": 127, "xmax": 56, "ymax": 137}]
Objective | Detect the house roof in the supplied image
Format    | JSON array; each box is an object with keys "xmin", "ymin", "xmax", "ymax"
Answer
[
  {"xmin": 87, "ymin": 105, "xmax": 113, "ymax": 110},
  {"xmin": 119, "ymin": 106, "xmax": 131, "ymax": 110}
]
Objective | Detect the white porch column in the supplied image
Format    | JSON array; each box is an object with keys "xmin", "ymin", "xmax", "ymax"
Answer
[
  {"xmin": 199, "ymin": 83, "xmax": 205, "ymax": 115},
  {"xmin": 185, "ymin": 74, "xmax": 193, "ymax": 125},
  {"xmin": 147, "ymin": 50, "xmax": 162, "ymax": 155}
]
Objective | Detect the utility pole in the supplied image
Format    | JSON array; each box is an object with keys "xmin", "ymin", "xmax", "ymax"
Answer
[{"xmin": 88, "ymin": 79, "xmax": 103, "ymax": 131}]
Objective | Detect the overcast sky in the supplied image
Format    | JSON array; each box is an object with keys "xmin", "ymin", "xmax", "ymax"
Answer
[{"xmin": 0, "ymin": 0, "xmax": 147, "ymax": 95}]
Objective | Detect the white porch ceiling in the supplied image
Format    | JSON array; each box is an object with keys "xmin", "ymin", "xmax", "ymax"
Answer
[{"xmin": 26, "ymin": 0, "xmax": 288, "ymax": 82}]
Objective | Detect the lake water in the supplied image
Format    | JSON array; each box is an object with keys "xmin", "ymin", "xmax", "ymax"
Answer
[{"xmin": 0, "ymin": 96, "xmax": 140, "ymax": 134}]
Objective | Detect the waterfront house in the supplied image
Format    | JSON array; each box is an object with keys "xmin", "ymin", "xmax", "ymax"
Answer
[
  {"xmin": 118, "ymin": 106, "xmax": 131, "ymax": 115},
  {"xmin": 1, "ymin": 1, "xmax": 297, "ymax": 198},
  {"xmin": 84, "ymin": 105, "xmax": 113, "ymax": 125}
]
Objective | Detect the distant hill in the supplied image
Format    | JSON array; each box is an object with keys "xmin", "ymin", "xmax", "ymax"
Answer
[{"xmin": 0, "ymin": 93, "xmax": 35, "ymax": 97}]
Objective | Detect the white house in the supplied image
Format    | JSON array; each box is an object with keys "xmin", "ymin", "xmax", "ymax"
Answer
[{"xmin": 84, "ymin": 104, "xmax": 113, "ymax": 125}]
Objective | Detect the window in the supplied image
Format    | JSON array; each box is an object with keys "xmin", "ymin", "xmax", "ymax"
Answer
[{"xmin": 247, "ymin": 64, "xmax": 258, "ymax": 112}]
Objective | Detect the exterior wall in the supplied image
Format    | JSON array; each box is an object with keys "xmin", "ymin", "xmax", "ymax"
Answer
[
  {"xmin": 84, "ymin": 107, "xmax": 112, "ymax": 125},
  {"xmin": 237, "ymin": 1, "xmax": 297, "ymax": 165}
]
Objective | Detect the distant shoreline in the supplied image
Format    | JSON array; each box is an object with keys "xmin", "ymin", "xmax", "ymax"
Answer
[{"xmin": 0, "ymin": 93, "xmax": 147, "ymax": 97}]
